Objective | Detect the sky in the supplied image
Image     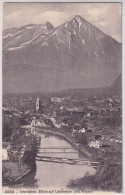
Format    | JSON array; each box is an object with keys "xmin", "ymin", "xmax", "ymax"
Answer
[{"xmin": 3, "ymin": 2, "xmax": 122, "ymax": 42}]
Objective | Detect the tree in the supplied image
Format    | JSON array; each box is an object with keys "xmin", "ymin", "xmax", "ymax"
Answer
[
  {"xmin": 2, "ymin": 122, "xmax": 13, "ymax": 141},
  {"xmin": 76, "ymin": 133, "xmax": 87, "ymax": 145}
]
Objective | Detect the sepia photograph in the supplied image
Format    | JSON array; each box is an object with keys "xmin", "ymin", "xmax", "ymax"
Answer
[{"xmin": 2, "ymin": 2, "xmax": 122, "ymax": 194}]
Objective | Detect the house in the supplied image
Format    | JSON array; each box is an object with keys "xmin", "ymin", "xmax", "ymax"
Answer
[
  {"xmin": 66, "ymin": 107, "xmax": 79, "ymax": 112},
  {"xmin": 66, "ymin": 107, "xmax": 84, "ymax": 113},
  {"xmin": 50, "ymin": 118, "xmax": 57, "ymax": 127},
  {"xmin": 114, "ymin": 98, "xmax": 120, "ymax": 103},
  {"xmin": 86, "ymin": 113, "xmax": 91, "ymax": 117},
  {"xmin": 74, "ymin": 123, "xmax": 81, "ymax": 127},
  {"xmin": 37, "ymin": 120, "xmax": 46, "ymax": 127},
  {"xmin": 51, "ymin": 97, "xmax": 64, "ymax": 103},
  {"xmin": 54, "ymin": 121, "xmax": 68, "ymax": 129},
  {"xmin": 50, "ymin": 117, "xmax": 56, "ymax": 122},
  {"xmin": 108, "ymin": 98, "xmax": 113, "ymax": 103},
  {"xmin": 109, "ymin": 139, "xmax": 114, "ymax": 142},
  {"xmin": 26, "ymin": 130, "xmax": 30, "ymax": 136},
  {"xmin": 72, "ymin": 128, "xmax": 77, "ymax": 133},
  {"xmin": 25, "ymin": 110, "xmax": 30, "ymax": 114},
  {"xmin": 100, "ymin": 108, "xmax": 106, "ymax": 113},
  {"xmin": 88, "ymin": 140, "xmax": 102, "ymax": 148},
  {"xmin": 31, "ymin": 119, "xmax": 46, "ymax": 127},
  {"xmin": 115, "ymin": 139, "xmax": 122, "ymax": 143},
  {"xmin": 31, "ymin": 119, "xmax": 37, "ymax": 127},
  {"xmin": 31, "ymin": 128, "xmax": 36, "ymax": 135},
  {"xmin": 60, "ymin": 122, "xmax": 68, "ymax": 127},
  {"xmin": 20, "ymin": 147, "xmax": 25, "ymax": 158},
  {"xmin": 54, "ymin": 123, "xmax": 61, "ymax": 129},
  {"xmin": 2, "ymin": 148, "xmax": 9, "ymax": 161},
  {"xmin": 79, "ymin": 128, "xmax": 86, "ymax": 133}
]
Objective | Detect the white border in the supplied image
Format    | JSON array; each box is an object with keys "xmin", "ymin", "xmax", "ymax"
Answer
[
  {"xmin": 0, "ymin": 1, "xmax": 2, "ymax": 195},
  {"xmin": 0, "ymin": 1, "xmax": 124, "ymax": 195},
  {"xmin": 0, "ymin": 0, "xmax": 123, "ymax": 2},
  {"xmin": 122, "ymin": 0, "xmax": 125, "ymax": 195}
]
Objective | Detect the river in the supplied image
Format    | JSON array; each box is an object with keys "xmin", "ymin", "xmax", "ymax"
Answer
[{"xmin": 21, "ymin": 132, "xmax": 96, "ymax": 191}]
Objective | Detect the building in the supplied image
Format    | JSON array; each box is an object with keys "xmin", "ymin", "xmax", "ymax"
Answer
[
  {"xmin": 115, "ymin": 139, "xmax": 122, "ymax": 143},
  {"xmin": 53, "ymin": 120, "xmax": 68, "ymax": 129},
  {"xmin": 88, "ymin": 140, "xmax": 102, "ymax": 148},
  {"xmin": 86, "ymin": 113, "xmax": 91, "ymax": 117},
  {"xmin": 31, "ymin": 119, "xmax": 46, "ymax": 127},
  {"xmin": 31, "ymin": 128, "xmax": 36, "ymax": 135},
  {"xmin": 51, "ymin": 97, "xmax": 64, "ymax": 103},
  {"xmin": 36, "ymin": 98, "xmax": 41, "ymax": 112},
  {"xmin": 31, "ymin": 119, "xmax": 37, "ymax": 127},
  {"xmin": 2, "ymin": 148, "xmax": 9, "ymax": 161},
  {"xmin": 108, "ymin": 98, "xmax": 113, "ymax": 103},
  {"xmin": 79, "ymin": 128, "xmax": 86, "ymax": 133}
]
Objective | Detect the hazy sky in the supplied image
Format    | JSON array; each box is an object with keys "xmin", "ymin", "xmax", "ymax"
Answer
[{"xmin": 3, "ymin": 3, "xmax": 122, "ymax": 42}]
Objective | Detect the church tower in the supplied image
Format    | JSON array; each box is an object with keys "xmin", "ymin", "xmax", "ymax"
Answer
[{"xmin": 36, "ymin": 98, "xmax": 41, "ymax": 112}]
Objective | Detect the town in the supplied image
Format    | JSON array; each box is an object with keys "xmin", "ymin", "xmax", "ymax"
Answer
[{"xmin": 2, "ymin": 90, "xmax": 122, "ymax": 192}]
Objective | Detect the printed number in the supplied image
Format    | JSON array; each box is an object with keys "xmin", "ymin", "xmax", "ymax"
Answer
[{"xmin": 5, "ymin": 190, "xmax": 14, "ymax": 193}]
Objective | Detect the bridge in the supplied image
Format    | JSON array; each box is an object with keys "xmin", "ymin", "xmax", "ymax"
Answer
[
  {"xmin": 36, "ymin": 155, "xmax": 98, "ymax": 167},
  {"xmin": 38, "ymin": 147, "xmax": 78, "ymax": 153},
  {"xmin": 36, "ymin": 147, "xmax": 98, "ymax": 166}
]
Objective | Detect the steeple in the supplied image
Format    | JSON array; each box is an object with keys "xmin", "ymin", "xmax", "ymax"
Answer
[{"xmin": 36, "ymin": 98, "xmax": 41, "ymax": 112}]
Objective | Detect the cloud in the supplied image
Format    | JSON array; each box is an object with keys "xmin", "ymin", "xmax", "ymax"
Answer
[
  {"xmin": 3, "ymin": 11, "xmax": 24, "ymax": 29},
  {"xmin": 3, "ymin": 10, "xmax": 37, "ymax": 29},
  {"xmin": 31, "ymin": 11, "xmax": 73, "ymax": 27},
  {"xmin": 82, "ymin": 4, "xmax": 121, "ymax": 42},
  {"xmin": 5, "ymin": 11, "xmax": 22, "ymax": 20}
]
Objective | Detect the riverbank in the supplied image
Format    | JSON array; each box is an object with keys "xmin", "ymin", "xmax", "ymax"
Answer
[
  {"xmin": 67, "ymin": 159, "xmax": 122, "ymax": 193},
  {"xmin": 21, "ymin": 125, "xmax": 92, "ymax": 159},
  {"xmin": 2, "ymin": 134, "xmax": 39, "ymax": 186},
  {"xmin": 26, "ymin": 131, "xmax": 96, "ymax": 190},
  {"xmin": 36, "ymin": 127, "xmax": 91, "ymax": 159},
  {"xmin": 2, "ymin": 160, "xmax": 31, "ymax": 185}
]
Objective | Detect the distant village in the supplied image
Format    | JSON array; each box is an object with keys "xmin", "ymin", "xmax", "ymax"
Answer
[
  {"xmin": 2, "ymin": 92, "xmax": 122, "ymax": 161},
  {"xmin": 2, "ymin": 90, "xmax": 122, "ymax": 190}
]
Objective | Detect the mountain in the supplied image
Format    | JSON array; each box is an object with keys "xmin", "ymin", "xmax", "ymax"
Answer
[
  {"xmin": 110, "ymin": 73, "xmax": 122, "ymax": 95},
  {"xmin": 2, "ymin": 15, "xmax": 122, "ymax": 94}
]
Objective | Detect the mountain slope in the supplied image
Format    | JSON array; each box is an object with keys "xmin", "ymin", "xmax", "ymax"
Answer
[
  {"xmin": 110, "ymin": 73, "xmax": 122, "ymax": 95},
  {"xmin": 2, "ymin": 15, "xmax": 122, "ymax": 94}
]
